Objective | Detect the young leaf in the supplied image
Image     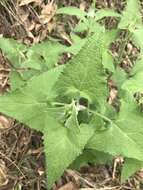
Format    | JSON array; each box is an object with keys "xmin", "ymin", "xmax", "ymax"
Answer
[
  {"xmin": 118, "ymin": 0, "xmax": 142, "ymax": 31},
  {"xmin": 95, "ymin": 9, "xmax": 121, "ymax": 21},
  {"xmin": 55, "ymin": 31, "xmax": 108, "ymax": 108},
  {"xmin": 57, "ymin": 6, "xmax": 87, "ymax": 19},
  {"xmin": 44, "ymin": 119, "xmax": 94, "ymax": 189}
]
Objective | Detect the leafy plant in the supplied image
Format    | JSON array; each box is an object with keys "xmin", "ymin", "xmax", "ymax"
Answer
[{"xmin": 1, "ymin": 0, "xmax": 143, "ymax": 189}]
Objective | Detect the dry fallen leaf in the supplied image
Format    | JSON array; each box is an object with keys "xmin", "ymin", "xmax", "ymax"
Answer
[
  {"xmin": 108, "ymin": 88, "xmax": 117, "ymax": 105},
  {"xmin": 40, "ymin": 3, "xmax": 57, "ymax": 24},
  {"xmin": 0, "ymin": 160, "xmax": 8, "ymax": 187},
  {"xmin": 0, "ymin": 115, "xmax": 11, "ymax": 129},
  {"xmin": 58, "ymin": 182, "xmax": 78, "ymax": 190},
  {"xmin": 19, "ymin": 0, "xmax": 41, "ymax": 6}
]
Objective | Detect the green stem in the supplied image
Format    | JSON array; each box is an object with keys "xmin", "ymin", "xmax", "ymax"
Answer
[{"xmin": 88, "ymin": 109, "xmax": 113, "ymax": 124}]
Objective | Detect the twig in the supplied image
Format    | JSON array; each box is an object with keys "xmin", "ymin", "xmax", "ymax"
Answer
[{"xmin": 0, "ymin": 151, "xmax": 26, "ymax": 178}]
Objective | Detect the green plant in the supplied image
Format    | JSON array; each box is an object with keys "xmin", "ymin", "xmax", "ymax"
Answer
[{"xmin": 1, "ymin": 0, "xmax": 143, "ymax": 189}]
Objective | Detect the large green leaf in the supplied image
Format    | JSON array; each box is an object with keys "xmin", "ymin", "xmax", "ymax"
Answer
[
  {"xmin": 87, "ymin": 97, "xmax": 143, "ymax": 162},
  {"xmin": 118, "ymin": 0, "xmax": 142, "ymax": 31},
  {"xmin": 55, "ymin": 32, "xmax": 108, "ymax": 108},
  {"xmin": 0, "ymin": 66, "xmax": 63, "ymax": 131},
  {"xmin": 44, "ymin": 118, "xmax": 94, "ymax": 189},
  {"xmin": 87, "ymin": 123, "xmax": 143, "ymax": 161}
]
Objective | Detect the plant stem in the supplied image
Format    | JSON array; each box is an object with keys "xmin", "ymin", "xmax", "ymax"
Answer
[{"xmin": 88, "ymin": 109, "xmax": 113, "ymax": 124}]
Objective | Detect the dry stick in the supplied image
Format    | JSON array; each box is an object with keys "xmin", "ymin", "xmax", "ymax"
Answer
[
  {"xmin": 1, "ymin": 1, "xmax": 29, "ymax": 36},
  {"xmin": 0, "ymin": 151, "xmax": 26, "ymax": 178}
]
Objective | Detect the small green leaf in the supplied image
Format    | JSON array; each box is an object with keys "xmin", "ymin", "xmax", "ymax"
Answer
[
  {"xmin": 133, "ymin": 27, "xmax": 143, "ymax": 53},
  {"xmin": 102, "ymin": 51, "xmax": 115, "ymax": 72},
  {"xmin": 95, "ymin": 9, "xmax": 121, "ymax": 21},
  {"xmin": 57, "ymin": 6, "xmax": 87, "ymax": 19},
  {"xmin": 68, "ymin": 33, "xmax": 87, "ymax": 55},
  {"xmin": 122, "ymin": 60, "xmax": 143, "ymax": 94},
  {"xmin": 74, "ymin": 19, "xmax": 89, "ymax": 32},
  {"xmin": 112, "ymin": 67, "xmax": 127, "ymax": 89},
  {"xmin": 121, "ymin": 158, "xmax": 143, "ymax": 182},
  {"xmin": 118, "ymin": 0, "xmax": 142, "ymax": 31}
]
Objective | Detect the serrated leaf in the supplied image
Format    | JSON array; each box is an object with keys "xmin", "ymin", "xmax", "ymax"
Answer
[
  {"xmin": 122, "ymin": 72, "xmax": 143, "ymax": 94},
  {"xmin": 22, "ymin": 50, "xmax": 44, "ymax": 70},
  {"xmin": 118, "ymin": 0, "xmax": 142, "ymax": 31},
  {"xmin": 0, "ymin": 66, "xmax": 64, "ymax": 131},
  {"xmin": 0, "ymin": 38, "xmax": 27, "ymax": 66},
  {"xmin": 112, "ymin": 67, "xmax": 127, "ymax": 89},
  {"xmin": 122, "ymin": 59, "xmax": 143, "ymax": 94},
  {"xmin": 116, "ymin": 97, "xmax": 143, "ymax": 152},
  {"xmin": 24, "ymin": 65, "xmax": 64, "ymax": 101},
  {"xmin": 68, "ymin": 33, "xmax": 87, "ymax": 55},
  {"xmin": 121, "ymin": 158, "xmax": 143, "ymax": 182},
  {"xmin": 102, "ymin": 51, "xmax": 115, "ymax": 72},
  {"xmin": 104, "ymin": 29, "xmax": 119, "ymax": 48},
  {"xmin": 9, "ymin": 71, "xmax": 26, "ymax": 91},
  {"xmin": 87, "ymin": 123, "xmax": 143, "ymax": 161},
  {"xmin": 88, "ymin": 18, "xmax": 105, "ymax": 34},
  {"xmin": 29, "ymin": 40, "xmax": 66, "ymax": 69},
  {"xmin": 74, "ymin": 19, "xmax": 89, "ymax": 32},
  {"xmin": 95, "ymin": 9, "xmax": 121, "ymax": 21},
  {"xmin": 133, "ymin": 27, "xmax": 143, "ymax": 53},
  {"xmin": 57, "ymin": 6, "xmax": 87, "ymax": 19},
  {"xmin": 55, "ymin": 32, "xmax": 108, "ymax": 108},
  {"xmin": 0, "ymin": 90, "xmax": 47, "ymax": 131},
  {"xmin": 44, "ymin": 119, "xmax": 94, "ymax": 189},
  {"xmin": 87, "ymin": 96, "xmax": 143, "ymax": 161},
  {"xmin": 71, "ymin": 149, "xmax": 113, "ymax": 170}
]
